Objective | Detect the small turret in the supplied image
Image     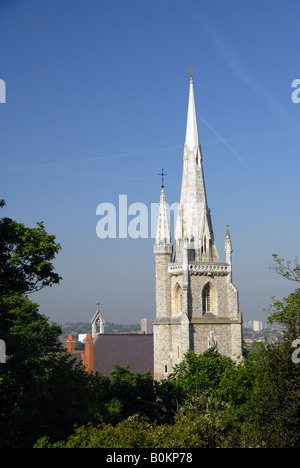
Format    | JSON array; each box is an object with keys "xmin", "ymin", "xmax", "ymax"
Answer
[
  {"xmin": 224, "ymin": 223, "xmax": 233, "ymax": 281},
  {"xmin": 224, "ymin": 223, "xmax": 232, "ymax": 265},
  {"xmin": 91, "ymin": 302, "xmax": 106, "ymax": 339},
  {"xmin": 153, "ymin": 180, "xmax": 173, "ymax": 256}
]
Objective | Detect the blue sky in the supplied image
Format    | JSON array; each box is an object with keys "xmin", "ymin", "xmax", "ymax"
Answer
[{"xmin": 0, "ymin": 0, "xmax": 299, "ymax": 325}]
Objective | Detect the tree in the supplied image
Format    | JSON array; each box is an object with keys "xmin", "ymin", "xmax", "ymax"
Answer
[
  {"xmin": 240, "ymin": 341, "xmax": 300, "ymax": 448},
  {"xmin": 246, "ymin": 254, "xmax": 300, "ymax": 447},
  {"xmin": 0, "ymin": 294, "xmax": 98, "ymax": 447},
  {"xmin": 0, "ymin": 201, "xmax": 61, "ymax": 296},
  {"xmin": 88, "ymin": 365, "xmax": 157, "ymax": 425},
  {"xmin": 169, "ymin": 349, "xmax": 234, "ymax": 400},
  {"xmin": 268, "ymin": 254, "xmax": 300, "ymax": 340},
  {"xmin": 268, "ymin": 289, "xmax": 300, "ymax": 342},
  {"xmin": 0, "ymin": 201, "xmax": 97, "ymax": 447},
  {"xmin": 271, "ymin": 254, "xmax": 300, "ymax": 283}
]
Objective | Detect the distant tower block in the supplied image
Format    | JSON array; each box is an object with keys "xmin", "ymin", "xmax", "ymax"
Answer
[{"xmin": 141, "ymin": 318, "xmax": 153, "ymax": 334}]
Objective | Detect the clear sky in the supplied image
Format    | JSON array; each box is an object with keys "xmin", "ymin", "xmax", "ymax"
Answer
[{"xmin": 0, "ymin": 0, "xmax": 299, "ymax": 325}]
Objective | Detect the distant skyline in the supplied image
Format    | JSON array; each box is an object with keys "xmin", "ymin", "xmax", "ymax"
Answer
[{"xmin": 0, "ymin": 0, "xmax": 299, "ymax": 324}]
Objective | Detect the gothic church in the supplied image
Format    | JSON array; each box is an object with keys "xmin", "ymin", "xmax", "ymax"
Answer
[{"xmin": 153, "ymin": 71, "xmax": 243, "ymax": 380}]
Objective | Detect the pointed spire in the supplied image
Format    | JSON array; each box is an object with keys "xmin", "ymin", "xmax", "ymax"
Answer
[
  {"xmin": 154, "ymin": 187, "xmax": 173, "ymax": 255},
  {"xmin": 224, "ymin": 223, "xmax": 233, "ymax": 264},
  {"xmin": 155, "ymin": 188, "xmax": 171, "ymax": 245},
  {"xmin": 185, "ymin": 73, "xmax": 200, "ymax": 151},
  {"xmin": 175, "ymin": 71, "xmax": 219, "ymax": 263},
  {"xmin": 224, "ymin": 224, "xmax": 233, "ymax": 281}
]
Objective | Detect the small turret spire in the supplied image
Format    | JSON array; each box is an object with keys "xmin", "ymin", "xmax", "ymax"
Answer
[
  {"xmin": 224, "ymin": 224, "xmax": 233, "ymax": 279},
  {"xmin": 155, "ymin": 188, "xmax": 171, "ymax": 246},
  {"xmin": 153, "ymin": 175, "xmax": 173, "ymax": 256}
]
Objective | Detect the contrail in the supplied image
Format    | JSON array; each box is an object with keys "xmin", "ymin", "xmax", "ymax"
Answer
[
  {"xmin": 200, "ymin": 20, "xmax": 291, "ymax": 121},
  {"xmin": 198, "ymin": 113, "xmax": 264, "ymax": 184},
  {"xmin": 1, "ymin": 127, "xmax": 297, "ymax": 183},
  {"xmin": 16, "ymin": 145, "xmax": 182, "ymax": 170}
]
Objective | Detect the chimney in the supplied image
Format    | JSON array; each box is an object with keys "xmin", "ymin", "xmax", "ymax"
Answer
[
  {"xmin": 66, "ymin": 335, "xmax": 76, "ymax": 352},
  {"xmin": 83, "ymin": 334, "xmax": 94, "ymax": 374}
]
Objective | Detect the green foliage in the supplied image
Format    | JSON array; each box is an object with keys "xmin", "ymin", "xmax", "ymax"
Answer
[
  {"xmin": 0, "ymin": 210, "xmax": 61, "ymax": 295},
  {"xmin": 170, "ymin": 349, "xmax": 234, "ymax": 399},
  {"xmin": 34, "ymin": 416, "xmax": 156, "ymax": 448},
  {"xmin": 271, "ymin": 254, "xmax": 300, "ymax": 283},
  {"xmin": 32, "ymin": 338, "xmax": 300, "ymax": 448},
  {"xmin": 0, "ymin": 293, "xmax": 62, "ymax": 359},
  {"xmin": 244, "ymin": 341, "xmax": 300, "ymax": 448},
  {"xmin": 1, "ymin": 214, "xmax": 299, "ymax": 449},
  {"xmin": 0, "ymin": 202, "xmax": 96, "ymax": 447},
  {"xmin": 88, "ymin": 365, "xmax": 167, "ymax": 426},
  {"xmin": 34, "ymin": 412, "xmax": 207, "ymax": 448},
  {"xmin": 268, "ymin": 289, "xmax": 300, "ymax": 341},
  {"xmin": 0, "ymin": 294, "xmax": 98, "ymax": 447}
]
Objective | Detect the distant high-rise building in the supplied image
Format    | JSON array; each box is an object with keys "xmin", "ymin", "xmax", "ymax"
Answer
[
  {"xmin": 253, "ymin": 320, "xmax": 263, "ymax": 332},
  {"xmin": 141, "ymin": 318, "xmax": 153, "ymax": 334}
]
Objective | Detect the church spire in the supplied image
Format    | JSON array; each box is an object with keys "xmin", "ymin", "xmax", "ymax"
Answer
[
  {"xmin": 175, "ymin": 71, "xmax": 219, "ymax": 263},
  {"xmin": 185, "ymin": 71, "xmax": 200, "ymax": 151}
]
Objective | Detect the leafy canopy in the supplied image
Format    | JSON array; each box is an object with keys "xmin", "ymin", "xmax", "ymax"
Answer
[{"xmin": 0, "ymin": 201, "xmax": 61, "ymax": 295}]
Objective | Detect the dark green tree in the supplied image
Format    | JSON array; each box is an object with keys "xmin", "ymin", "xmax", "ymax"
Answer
[
  {"xmin": 241, "ymin": 255, "xmax": 300, "ymax": 447},
  {"xmin": 268, "ymin": 289, "xmax": 300, "ymax": 342},
  {"xmin": 0, "ymin": 212, "xmax": 61, "ymax": 296},
  {"xmin": 0, "ymin": 201, "xmax": 98, "ymax": 447},
  {"xmin": 169, "ymin": 349, "xmax": 234, "ymax": 400}
]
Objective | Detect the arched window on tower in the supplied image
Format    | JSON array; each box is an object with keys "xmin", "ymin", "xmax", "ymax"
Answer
[
  {"xmin": 202, "ymin": 284, "xmax": 211, "ymax": 314},
  {"xmin": 173, "ymin": 283, "xmax": 182, "ymax": 316},
  {"xmin": 202, "ymin": 283, "xmax": 217, "ymax": 315}
]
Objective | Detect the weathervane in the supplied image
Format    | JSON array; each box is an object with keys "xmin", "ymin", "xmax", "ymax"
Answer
[{"xmin": 158, "ymin": 169, "xmax": 167, "ymax": 189}]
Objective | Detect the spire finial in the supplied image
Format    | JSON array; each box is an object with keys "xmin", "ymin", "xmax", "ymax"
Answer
[
  {"xmin": 189, "ymin": 67, "xmax": 194, "ymax": 80},
  {"xmin": 158, "ymin": 169, "xmax": 167, "ymax": 189},
  {"xmin": 226, "ymin": 223, "xmax": 231, "ymax": 239}
]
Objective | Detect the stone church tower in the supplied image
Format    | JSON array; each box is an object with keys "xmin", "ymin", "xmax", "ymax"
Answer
[{"xmin": 153, "ymin": 72, "xmax": 243, "ymax": 380}]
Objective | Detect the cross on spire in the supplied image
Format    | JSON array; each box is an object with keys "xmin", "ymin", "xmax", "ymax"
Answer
[{"xmin": 158, "ymin": 169, "xmax": 167, "ymax": 189}]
